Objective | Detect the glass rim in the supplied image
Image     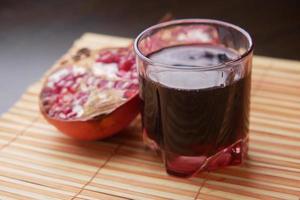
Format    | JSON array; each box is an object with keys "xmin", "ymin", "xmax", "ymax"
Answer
[{"xmin": 134, "ymin": 19, "xmax": 254, "ymax": 71}]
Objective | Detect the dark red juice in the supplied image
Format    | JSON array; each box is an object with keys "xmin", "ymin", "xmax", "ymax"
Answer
[{"xmin": 140, "ymin": 45, "xmax": 251, "ymax": 177}]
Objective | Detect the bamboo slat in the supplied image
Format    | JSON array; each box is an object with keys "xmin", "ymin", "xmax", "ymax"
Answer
[{"xmin": 0, "ymin": 33, "xmax": 299, "ymax": 200}]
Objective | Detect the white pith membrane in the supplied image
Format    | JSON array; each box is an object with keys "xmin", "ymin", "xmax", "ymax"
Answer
[{"xmin": 40, "ymin": 48, "xmax": 139, "ymax": 120}]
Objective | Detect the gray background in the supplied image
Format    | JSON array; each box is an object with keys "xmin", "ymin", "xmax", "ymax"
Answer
[{"xmin": 0, "ymin": 0, "xmax": 299, "ymax": 114}]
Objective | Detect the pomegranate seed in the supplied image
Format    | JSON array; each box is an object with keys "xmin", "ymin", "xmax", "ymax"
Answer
[
  {"xmin": 116, "ymin": 70, "xmax": 126, "ymax": 77},
  {"xmin": 55, "ymin": 80, "xmax": 65, "ymax": 88},
  {"xmin": 131, "ymin": 71, "xmax": 138, "ymax": 79},
  {"xmin": 66, "ymin": 112, "xmax": 77, "ymax": 118},
  {"xmin": 41, "ymin": 88, "xmax": 53, "ymax": 99},
  {"xmin": 76, "ymin": 91, "xmax": 87, "ymax": 98},
  {"xmin": 97, "ymin": 52, "xmax": 119, "ymax": 63},
  {"xmin": 58, "ymin": 113, "xmax": 67, "ymax": 119},
  {"xmin": 114, "ymin": 81, "xmax": 126, "ymax": 89},
  {"xmin": 64, "ymin": 74, "xmax": 75, "ymax": 81},
  {"xmin": 97, "ymin": 79, "xmax": 108, "ymax": 88},
  {"xmin": 48, "ymin": 109, "xmax": 57, "ymax": 117},
  {"xmin": 64, "ymin": 80, "xmax": 74, "ymax": 88},
  {"xmin": 61, "ymin": 87, "xmax": 68, "ymax": 94},
  {"xmin": 119, "ymin": 57, "xmax": 134, "ymax": 71},
  {"xmin": 117, "ymin": 70, "xmax": 131, "ymax": 79},
  {"xmin": 68, "ymin": 83, "xmax": 79, "ymax": 93},
  {"xmin": 52, "ymin": 87, "xmax": 62, "ymax": 94},
  {"xmin": 62, "ymin": 94, "xmax": 73, "ymax": 102},
  {"xmin": 62, "ymin": 106, "xmax": 72, "ymax": 114},
  {"xmin": 127, "ymin": 83, "xmax": 139, "ymax": 90},
  {"xmin": 123, "ymin": 90, "xmax": 136, "ymax": 99}
]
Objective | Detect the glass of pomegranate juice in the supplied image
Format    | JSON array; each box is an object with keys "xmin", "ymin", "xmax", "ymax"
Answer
[{"xmin": 134, "ymin": 19, "xmax": 253, "ymax": 177}]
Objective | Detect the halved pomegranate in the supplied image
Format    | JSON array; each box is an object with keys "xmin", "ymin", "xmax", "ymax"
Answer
[{"xmin": 39, "ymin": 47, "xmax": 140, "ymax": 140}]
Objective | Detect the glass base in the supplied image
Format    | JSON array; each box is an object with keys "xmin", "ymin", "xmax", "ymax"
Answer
[{"xmin": 143, "ymin": 129, "xmax": 248, "ymax": 177}]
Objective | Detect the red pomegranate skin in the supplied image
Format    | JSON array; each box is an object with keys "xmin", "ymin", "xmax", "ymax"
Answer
[
  {"xmin": 41, "ymin": 94, "xmax": 140, "ymax": 140},
  {"xmin": 40, "ymin": 47, "xmax": 140, "ymax": 140}
]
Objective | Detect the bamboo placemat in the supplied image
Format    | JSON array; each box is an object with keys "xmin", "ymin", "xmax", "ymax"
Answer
[{"xmin": 0, "ymin": 33, "xmax": 299, "ymax": 200}]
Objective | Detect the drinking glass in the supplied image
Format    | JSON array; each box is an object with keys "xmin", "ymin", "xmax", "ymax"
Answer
[{"xmin": 134, "ymin": 19, "xmax": 253, "ymax": 177}]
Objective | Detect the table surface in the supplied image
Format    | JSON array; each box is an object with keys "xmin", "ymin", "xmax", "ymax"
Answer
[
  {"xmin": 0, "ymin": 0, "xmax": 300, "ymax": 114},
  {"xmin": 0, "ymin": 33, "xmax": 299, "ymax": 200}
]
